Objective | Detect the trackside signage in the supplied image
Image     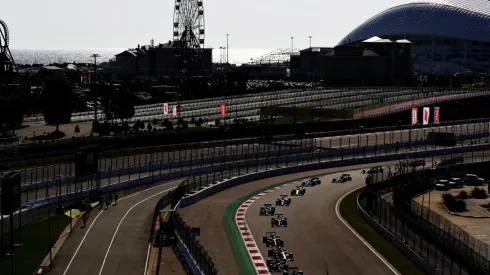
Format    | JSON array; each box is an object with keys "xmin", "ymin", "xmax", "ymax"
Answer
[
  {"xmin": 434, "ymin": 107, "xmax": 440, "ymax": 124},
  {"xmin": 172, "ymin": 105, "xmax": 178, "ymax": 117},
  {"xmin": 411, "ymin": 107, "xmax": 418, "ymax": 125},
  {"xmin": 423, "ymin": 107, "xmax": 430, "ymax": 125},
  {"xmin": 221, "ymin": 104, "xmax": 226, "ymax": 117},
  {"xmin": 163, "ymin": 103, "xmax": 168, "ymax": 115}
]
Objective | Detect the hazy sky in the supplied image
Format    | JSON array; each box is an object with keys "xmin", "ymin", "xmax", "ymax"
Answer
[{"xmin": 4, "ymin": 0, "xmax": 409, "ymax": 50}]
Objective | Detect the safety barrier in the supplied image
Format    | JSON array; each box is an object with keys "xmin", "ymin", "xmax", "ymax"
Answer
[
  {"xmin": 151, "ymin": 144, "xmax": 490, "ymax": 274},
  {"xmin": 358, "ymin": 161, "xmax": 490, "ymax": 274}
]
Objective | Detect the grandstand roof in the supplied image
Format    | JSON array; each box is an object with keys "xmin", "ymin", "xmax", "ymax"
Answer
[{"xmin": 338, "ymin": 0, "xmax": 490, "ymax": 45}]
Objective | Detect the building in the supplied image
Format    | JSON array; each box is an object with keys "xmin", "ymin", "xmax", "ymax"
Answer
[
  {"xmin": 337, "ymin": 0, "xmax": 490, "ymax": 75},
  {"xmin": 107, "ymin": 41, "xmax": 213, "ymax": 77},
  {"xmin": 290, "ymin": 38, "xmax": 412, "ymax": 86}
]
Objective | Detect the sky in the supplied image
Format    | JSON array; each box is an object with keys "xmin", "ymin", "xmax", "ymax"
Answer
[{"xmin": 4, "ymin": 0, "xmax": 410, "ymax": 50}]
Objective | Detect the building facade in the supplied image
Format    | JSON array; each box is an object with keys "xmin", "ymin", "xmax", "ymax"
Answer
[
  {"xmin": 107, "ymin": 42, "xmax": 213, "ymax": 77},
  {"xmin": 337, "ymin": 0, "xmax": 490, "ymax": 75}
]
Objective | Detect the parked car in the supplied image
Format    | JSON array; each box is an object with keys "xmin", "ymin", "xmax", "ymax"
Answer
[
  {"xmin": 463, "ymin": 174, "xmax": 486, "ymax": 186},
  {"xmin": 434, "ymin": 180, "xmax": 451, "ymax": 191}
]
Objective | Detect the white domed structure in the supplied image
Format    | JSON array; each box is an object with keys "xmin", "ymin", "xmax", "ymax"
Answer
[{"xmin": 338, "ymin": 0, "xmax": 490, "ymax": 75}]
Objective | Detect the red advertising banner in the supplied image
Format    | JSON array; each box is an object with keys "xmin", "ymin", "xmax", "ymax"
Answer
[
  {"xmin": 434, "ymin": 107, "xmax": 440, "ymax": 124},
  {"xmin": 172, "ymin": 105, "xmax": 177, "ymax": 117},
  {"xmin": 423, "ymin": 107, "xmax": 430, "ymax": 125},
  {"xmin": 163, "ymin": 103, "xmax": 168, "ymax": 115},
  {"xmin": 411, "ymin": 107, "xmax": 418, "ymax": 125},
  {"xmin": 220, "ymin": 104, "xmax": 226, "ymax": 117}
]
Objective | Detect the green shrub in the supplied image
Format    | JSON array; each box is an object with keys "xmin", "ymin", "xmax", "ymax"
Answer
[
  {"xmin": 459, "ymin": 190, "xmax": 468, "ymax": 200},
  {"xmin": 442, "ymin": 193, "xmax": 467, "ymax": 212},
  {"xmin": 471, "ymin": 187, "xmax": 487, "ymax": 199}
]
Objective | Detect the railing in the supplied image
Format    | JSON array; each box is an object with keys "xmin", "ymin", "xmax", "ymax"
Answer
[
  {"xmin": 147, "ymin": 143, "xmax": 490, "ymax": 274},
  {"xmin": 359, "ymin": 156, "xmax": 490, "ymax": 274}
]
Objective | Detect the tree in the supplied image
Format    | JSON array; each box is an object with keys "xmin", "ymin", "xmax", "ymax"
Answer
[
  {"xmin": 0, "ymin": 84, "xmax": 28, "ymax": 135},
  {"xmin": 42, "ymin": 78, "xmax": 74, "ymax": 132},
  {"xmin": 112, "ymin": 90, "xmax": 135, "ymax": 121}
]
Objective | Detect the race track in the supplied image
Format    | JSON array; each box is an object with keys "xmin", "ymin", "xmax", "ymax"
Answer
[
  {"xmin": 48, "ymin": 179, "xmax": 181, "ymax": 275},
  {"xmin": 245, "ymin": 170, "xmax": 395, "ymax": 275}
]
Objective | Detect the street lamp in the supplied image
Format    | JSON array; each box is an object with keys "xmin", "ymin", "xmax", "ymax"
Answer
[
  {"xmin": 291, "ymin": 37, "xmax": 294, "ymax": 53},
  {"xmin": 226, "ymin": 34, "xmax": 229, "ymax": 64},
  {"xmin": 90, "ymin": 53, "xmax": 100, "ymax": 131},
  {"xmin": 219, "ymin": 47, "xmax": 223, "ymax": 64},
  {"xmin": 309, "ymin": 36, "xmax": 312, "ymax": 48}
]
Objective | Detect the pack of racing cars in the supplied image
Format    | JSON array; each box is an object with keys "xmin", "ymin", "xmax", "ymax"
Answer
[
  {"xmin": 263, "ymin": 232, "xmax": 303, "ymax": 274},
  {"xmin": 332, "ymin": 173, "xmax": 352, "ymax": 183},
  {"xmin": 276, "ymin": 195, "xmax": 291, "ymax": 206}
]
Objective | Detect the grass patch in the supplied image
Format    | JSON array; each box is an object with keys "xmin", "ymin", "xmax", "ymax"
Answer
[
  {"xmin": 339, "ymin": 188, "xmax": 425, "ymax": 275},
  {"xmin": 0, "ymin": 214, "xmax": 71, "ymax": 275}
]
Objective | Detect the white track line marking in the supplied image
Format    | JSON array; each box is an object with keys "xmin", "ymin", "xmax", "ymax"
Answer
[
  {"xmin": 335, "ymin": 185, "xmax": 400, "ymax": 275},
  {"xmin": 98, "ymin": 186, "xmax": 177, "ymax": 275},
  {"xmin": 62, "ymin": 180, "xmax": 181, "ymax": 275},
  {"xmin": 143, "ymin": 241, "xmax": 151, "ymax": 275}
]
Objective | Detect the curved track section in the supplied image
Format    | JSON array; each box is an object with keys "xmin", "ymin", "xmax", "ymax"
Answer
[
  {"xmin": 235, "ymin": 183, "xmax": 290, "ymax": 275},
  {"xmin": 244, "ymin": 171, "xmax": 396, "ymax": 275}
]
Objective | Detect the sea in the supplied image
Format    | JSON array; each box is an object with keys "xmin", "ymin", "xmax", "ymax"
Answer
[{"xmin": 10, "ymin": 48, "xmax": 280, "ymax": 66}]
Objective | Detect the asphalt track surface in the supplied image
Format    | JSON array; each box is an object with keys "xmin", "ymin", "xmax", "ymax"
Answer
[
  {"xmin": 12, "ymin": 121, "xmax": 489, "ymax": 184},
  {"xmin": 245, "ymin": 171, "xmax": 395, "ymax": 275},
  {"xmin": 48, "ymin": 179, "xmax": 182, "ymax": 275},
  {"xmin": 178, "ymin": 152, "xmax": 490, "ymax": 275}
]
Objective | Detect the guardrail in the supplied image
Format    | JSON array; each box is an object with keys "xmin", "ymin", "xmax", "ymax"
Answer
[
  {"xmin": 147, "ymin": 143, "xmax": 490, "ymax": 274},
  {"xmin": 359, "ymin": 161, "xmax": 490, "ymax": 274}
]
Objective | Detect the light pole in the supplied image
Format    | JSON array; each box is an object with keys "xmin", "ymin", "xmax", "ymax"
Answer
[
  {"xmin": 291, "ymin": 37, "xmax": 294, "ymax": 53},
  {"xmin": 90, "ymin": 53, "xmax": 100, "ymax": 131},
  {"xmin": 219, "ymin": 47, "xmax": 223, "ymax": 64},
  {"xmin": 309, "ymin": 36, "xmax": 312, "ymax": 48},
  {"xmin": 226, "ymin": 33, "xmax": 229, "ymax": 64}
]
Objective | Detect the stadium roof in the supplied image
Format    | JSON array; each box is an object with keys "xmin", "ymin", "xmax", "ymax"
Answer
[{"xmin": 338, "ymin": 0, "xmax": 490, "ymax": 45}]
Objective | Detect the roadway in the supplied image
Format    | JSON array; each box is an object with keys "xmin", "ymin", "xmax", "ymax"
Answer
[
  {"xmin": 11, "ymin": 121, "xmax": 490, "ymax": 184},
  {"xmin": 48, "ymin": 179, "xmax": 182, "ymax": 275},
  {"xmin": 178, "ymin": 152, "xmax": 488, "ymax": 275}
]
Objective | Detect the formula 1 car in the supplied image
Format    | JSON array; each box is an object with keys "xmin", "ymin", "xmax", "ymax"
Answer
[
  {"xmin": 268, "ymin": 247, "xmax": 295, "ymax": 261},
  {"xmin": 332, "ymin": 174, "xmax": 352, "ymax": 183},
  {"xmin": 290, "ymin": 186, "xmax": 306, "ymax": 196},
  {"xmin": 267, "ymin": 257, "xmax": 288, "ymax": 272},
  {"xmin": 435, "ymin": 157, "xmax": 464, "ymax": 167},
  {"xmin": 276, "ymin": 195, "xmax": 291, "ymax": 206},
  {"xmin": 402, "ymin": 159, "xmax": 426, "ymax": 168},
  {"xmin": 301, "ymin": 176, "xmax": 321, "ymax": 187},
  {"xmin": 271, "ymin": 214, "xmax": 288, "ymax": 227},
  {"xmin": 260, "ymin": 204, "xmax": 276, "ymax": 216},
  {"xmin": 362, "ymin": 166, "xmax": 383, "ymax": 174},
  {"xmin": 283, "ymin": 267, "xmax": 304, "ymax": 275},
  {"xmin": 263, "ymin": 232, "xmax": 284, "ymax": 247}
]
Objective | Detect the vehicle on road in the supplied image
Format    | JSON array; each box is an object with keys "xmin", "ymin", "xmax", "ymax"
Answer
[
  {"xmin": 268, "ymin": 247, "xmax": 295, "ymax": 261},
  {"xmin": 290, "ymin": 186, "xmax": 306, "ymax": 196},
  {"xmin": 435, "ymin": 157, "xmax": 464, "ymax": 167},
  {"xmin": 463, "ymin": 174, "xmax": 486, "ymax": 186},
  {"xmin": 276, "ymin": 195, "xmax": 291, "ymax": 206},
  {"xmin": 403, "ymin": 159, "xmax": 426, "ymax": 168},
  {"xmin": 301, "ymin": 177, "xmax": 321, "ymax": 187},
  {"xmin": 263, "ymin": 232, "xmax": 284, "ymax": 247},
  {"xmin": 332, "ymin": 174, "xmax": 352, "ymax": 183},
  {"xmin": 271, "ymin": 214, "xmax": 288, "ymax": 227},
  {"xmin": 260, "ymin": 204, "xmax": 276, "ymax": 216},
  {"xmin": 362, "ymin": 166, "xmax": 384, "ymax": 174},
  {"xmin": 266, "ymin": 257, "xmax": 288, "ymax": 272},
  {"xmin": 282, "ymin": 267, "xmax": 304, "ymax": 275}
]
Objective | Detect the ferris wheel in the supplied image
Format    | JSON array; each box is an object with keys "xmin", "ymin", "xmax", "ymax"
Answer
[{"xmin": 173, "ymin": 0, "xmax": 205, "ymax": 49}]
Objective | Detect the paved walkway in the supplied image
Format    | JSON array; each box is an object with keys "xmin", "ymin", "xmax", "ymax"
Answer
[{"xmin": 48, "ymin": 180, "xmax": 184, "ymax": 275}]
